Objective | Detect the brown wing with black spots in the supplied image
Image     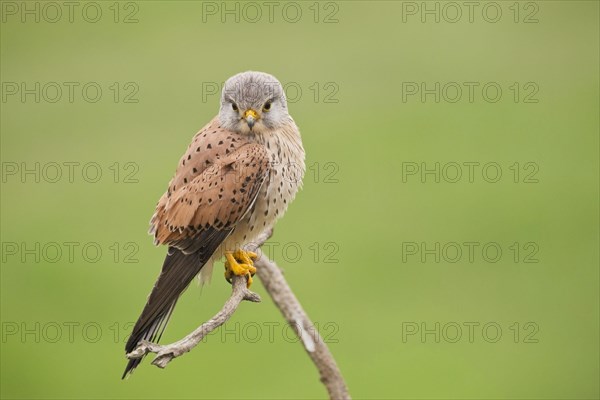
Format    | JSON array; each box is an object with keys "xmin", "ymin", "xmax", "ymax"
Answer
[{"xmin": 149, "ymin": 117, "xmax": 270, "ymax": 250}]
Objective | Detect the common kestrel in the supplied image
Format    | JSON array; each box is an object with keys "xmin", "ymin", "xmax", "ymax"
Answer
[{"xmin": 123, "ymin": 71, "xmax": 305, "ymax": 378}]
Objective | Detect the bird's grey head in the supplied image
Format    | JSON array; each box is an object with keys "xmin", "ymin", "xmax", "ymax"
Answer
[{"xmin": 218, "ymin": 71, "xmax": 289, "ymax": 135}]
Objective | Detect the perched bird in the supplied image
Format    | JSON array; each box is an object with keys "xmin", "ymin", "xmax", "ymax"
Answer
[{"xmin": 122, "ymin": 71, "xmax": 305, "ymax": 378}]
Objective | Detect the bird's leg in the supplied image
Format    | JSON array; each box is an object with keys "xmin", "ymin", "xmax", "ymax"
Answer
[{"xmin": 224, "ymin": 250, "xmax": 258, "ymax": 287}]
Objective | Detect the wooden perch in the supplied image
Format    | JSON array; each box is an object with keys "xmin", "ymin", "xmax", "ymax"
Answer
[{"xmin": 127, "ymin": 228, "xmax": 350, "ymax": 399}]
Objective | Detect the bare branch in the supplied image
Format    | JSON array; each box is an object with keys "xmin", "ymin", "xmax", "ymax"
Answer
[
  {"xmin": 249, "ymin": 230, "xmax": 351, "ymax": 400},
  {"xmin": 126, "ymin": 275, "xmax": 260, "ymax": 368},
  {"xmin": 127, "ymin": 227, "xmax": 350, "ymax": 399}
]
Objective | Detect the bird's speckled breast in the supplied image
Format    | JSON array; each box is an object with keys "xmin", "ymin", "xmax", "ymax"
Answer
[
  {"xmin": 199, "ymin": 119, "xmax": 305, "ymax": 283},
  {"xmin": 225, "ymin": 119, "xmax": 305, "ymax": 249}
]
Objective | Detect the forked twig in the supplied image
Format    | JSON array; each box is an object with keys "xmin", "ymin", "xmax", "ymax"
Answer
[{"xmin": 126, "ymin": 228, "xmax": 350, "ymax": 399}]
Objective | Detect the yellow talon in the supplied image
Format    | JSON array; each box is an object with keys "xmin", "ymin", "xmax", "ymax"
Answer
[
  {"xmin": 234, "ymin": 250, "xmax": 257, "ymax": 265},
  {"xmin": 223, "ymin": 250, "xmax": 258, "ymax": 287}
]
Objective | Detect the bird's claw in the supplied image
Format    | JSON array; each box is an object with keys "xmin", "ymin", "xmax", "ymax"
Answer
[{"xmin": 224, "ymin": 250, "xmax": 258, "ymax": 287}]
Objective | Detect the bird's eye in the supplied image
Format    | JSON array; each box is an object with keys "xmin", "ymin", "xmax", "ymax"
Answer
[
  {"xmin": 231, "ymin": 103, "xmax": 238, "ymax": 112},
  {"xmin": 263, "ymin": 102, "xmax": 272, "ymax": 112}
]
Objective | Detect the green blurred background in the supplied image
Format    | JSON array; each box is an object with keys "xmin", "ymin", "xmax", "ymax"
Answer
[{"xmin": 1, "ymin": 1, "xmax": 598, "ymax": 399}]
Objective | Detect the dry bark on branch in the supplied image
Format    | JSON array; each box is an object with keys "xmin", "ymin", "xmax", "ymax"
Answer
[
  {"xmin": 250, "ymin": 231, "xmax": 350, "ymax": 400},
  {"xmin": 127, "ymin": 228, "xmax": 350, "ymax": 399}
]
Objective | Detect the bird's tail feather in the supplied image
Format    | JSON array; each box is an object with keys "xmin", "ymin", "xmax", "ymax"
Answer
[
  {"xmin": 122, "ymin": 248, "xmax": 203, "ymax": 379},
  {"xmin": 122, "ymin": 228, "xmax": 231, "ymax": 379}
]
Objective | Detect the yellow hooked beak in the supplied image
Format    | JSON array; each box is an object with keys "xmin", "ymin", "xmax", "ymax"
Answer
[{"xmin": 244, "ymin": 109, "xmax": 259, "ymax": 130}]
